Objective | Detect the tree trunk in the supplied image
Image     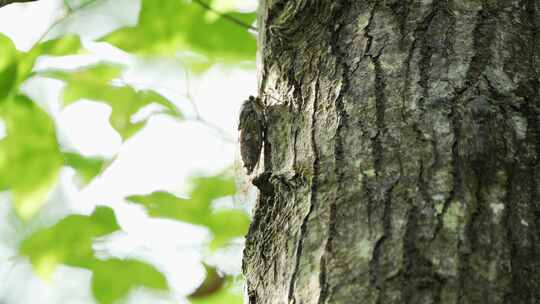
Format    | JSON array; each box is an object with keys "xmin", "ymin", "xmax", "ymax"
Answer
[{"xmin": 242, "ymin": 0, "xmax": 540, "ymax": 303}]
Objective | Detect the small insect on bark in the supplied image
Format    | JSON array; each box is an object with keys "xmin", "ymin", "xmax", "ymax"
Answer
[{"xmin": 239, "ymin": 95, "xmax": 265, "ymax": 174}]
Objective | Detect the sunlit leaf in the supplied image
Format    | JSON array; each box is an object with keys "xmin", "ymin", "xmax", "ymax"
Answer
[
  {"xmin": 0, "ymin": 95, "xmax": 63, "ymax": 219},
  {"xmin": 92, "ymin": 258, "xmax": 168, "ymax": 304},
  {"xmin": 63, "ymin": 152, "xmax": 108, "ymax": 185},
  {"xmin": 127, "ymin": 191, "xmax": 200, "ymax": 224},
  {"xmin": 189, "ymin": 175, "xmax": 237, "ymax": 206},
  {"xmin": 43, "ymin": 63, "xmax": 182, "ymax": 139},
  {"xmin": 0, "ymin": 33, "xmax": 18, "ymax": 101},
  {"xmin": 101, "ymin": 0, "xmax": 256, "ymax": 66},
  {"xmin": 127, "ymin": 174, "xmax": 248, "ymax": 249},
  {"xmin": 127, "ymin": 174, "xmax": 237, "ymax": 223},
  {"xmin": 17, "ymin": 35, "xmax": 83, "ymax": 82},
  {"xmin": 47, "ymin": 62, "xmax": 123, "ymax": 83},
  {"xmin": 207, "ymin": 209, "xmax": 250, "ymax": 249},
  {"xmin": 19, "ymin": 206, "xmax": 121, "ymax": 277},
  {"xmin": 31, "ymin": 35, "xmax": 83, "ymax": 56},
  {"xmin": 20, "ymin": 206, "xmax": 168, "ymax": 303}
]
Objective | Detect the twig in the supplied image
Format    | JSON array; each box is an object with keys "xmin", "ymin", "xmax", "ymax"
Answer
[
  {"xmin": 179, "ymin": 66, "xmax": 235, "ymax": 143},
  {"xmin": 192, "ymin": 0, "xmax": 257, "ymax": 32},
  {"xmin": 183, "ymin": 66, "xmax": 202, "ymax": 118},
  {"xmin": 32, "ymin": 0, "xmax": 103, "ymax": 47}
]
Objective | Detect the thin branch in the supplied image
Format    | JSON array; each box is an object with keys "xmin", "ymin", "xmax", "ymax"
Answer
[
  {"xmin": 32, "ymin": 0, "xmax": 103, "ymax": 46},
  {"xmin": 183, "ymin": 65, "xmax": 202, "ymax": 118},
  {"xmin": 182, "ymin": 69, "xmax": 236, "ymax": 143},
  {"xmin": 179, "ymin": 65, "xmax": 235, "ymax": 143},
  {"xmin": 192, "ymin": 0, "xmax": 257, "ymax": 32},
  {"xmin": 0, "ymin": 0, "xmax": 37, "ymax": 8}
]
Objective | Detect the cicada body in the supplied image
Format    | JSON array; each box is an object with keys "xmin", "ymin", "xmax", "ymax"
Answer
[{"xmin": 239, "ymin": 96, "xmax": 265, "ymax": 174}]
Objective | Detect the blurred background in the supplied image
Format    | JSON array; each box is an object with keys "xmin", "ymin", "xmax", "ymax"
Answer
[{"xmin": 0, "ymin": 0, "xmax": 258, "ymax": 303}]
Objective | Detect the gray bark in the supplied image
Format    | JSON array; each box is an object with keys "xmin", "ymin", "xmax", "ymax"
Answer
[{"xmin": 243, "ymin": 0, "xmax": 540, "ymax": 303}]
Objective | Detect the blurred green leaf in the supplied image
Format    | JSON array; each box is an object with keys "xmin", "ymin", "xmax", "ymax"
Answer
[
  {"xmin": 207, "ymin": 209, "xmax": 250, "ymax": 249},
  {"xmin": 189, "ymin": 264, "xmax": 243, "ymax": 304},
  {"xmin": 189, "ymin": 264, "xmax": 225, "ymax": 299},
  {"xmin": 128, "ymin": 174, "xmax": 237, "ymax": 224},
  {"xmin": 33, "ymin": 35, "xmax": 83, "ymax": 56},
  {"xmin": 18, "ymin": 35, "xmax": 83, "ymax": 82},
  {"xmin": 19, "ymin": 206, "xmax": 121, "ymax": 277},
  {"xmin": 127, "ymin": 191, "xmax": 196, "ymax": 222},
  {"xmin": 43, "ymin": 63, "xmax": 182, "ymax": 139},
  {"xmin": 189, "ymin": 278, "xmax": 243, "ymax": 304},
  {"xmin": 47, "ymin": 62, "xmax": 123, "ymax": 82},
  {"xmin": 127, "ymin": 174, "xmax": 248, "ymax": 249},
  {"xmin": 0, "ymin": 33, "xmax": 18, "ymax": 101},
  {"xmin": 189, "ymin": 174, "xmax": 237, "ymax": 210},
  {"xmin": 0, "ymin": 95, "xmax": 63, "ymax": 219},
  {"xmin": 208, "ymin": 0, "xmax": 240, "ymax": 13},
  {"xmin": 20, "ymin": 206, "xmax": 169, "ymax": 304},
  {"xmin": 92, "ymin": 258, "xmax": 169, "ymax": 304},
  {"xmin": 63, "ymin": 152, "xmax": 108, "ymax": 185},
  {"xmin": 101, "ymin": 0, "xmax": 256, "ymax": 66}
]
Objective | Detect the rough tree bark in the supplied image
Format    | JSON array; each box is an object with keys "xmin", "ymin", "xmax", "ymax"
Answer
[{"xmin": 243, "ymin": 1, "xmax": 540, "ymax": 303}]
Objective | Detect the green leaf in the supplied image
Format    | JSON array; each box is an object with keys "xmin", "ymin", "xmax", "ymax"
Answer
[
  {"xmin": 47, "ymin": 62, "xmax": 122, "ymax": 83},
  {"xmin": 19, "ymin": 206, "xmax": 121, "ymax": 277},
  {"xmin": 189, "ymin": 277, "xmax": 243, "ymax": 304},
  {"xmin": 190, "ymin": 287, "xmax": 243, "ymax": 304},
  {"xmin": 17, "ymin": 35, "xmax": 83, "ymax": 82},
  {"xmin": 207, "ymin": 209, "xmax": 250, "ymax": 249},
  {"xmin": 20, "ymin": 206, "xmax": 168, "ymax": 304},
  {"xmin": 91, "ymin": 258, "xmax": 168, "ymax": 304},
  {"xmin": 189, "ymin": 175, "xmax": 237, "ymax": 208},
  {"xmin": 189, "ymin": 264, "xmax": 225, "ymax": 299},
  {"xmin": 0, "ymin": 33, "xmax": 18, "ymax": 101},
  {"xmin": 127, "ymin": 174, "xmax": 237, "ymax": 224},
  {"xmin": 63, "ymin": 152, "xmax": 108, "ymax": 185},
  {"xmin": 189, "ymin": 264, "xmax": 244, "ymax": 304},
  {"xmin": 101, "ymin": 0, "xmax": 256, "ymax": 65},
  {"xmin": 127, "ymin": 174, "xmax": 247, "ymax": 249},
  {"xmin": 127, "ymin": 191, "xmax": 199, "ymax": 224},
  {"xmin": 32, "ymin": 35, "xmax": 83, "ymax": 56},
  {"xmin": 208, "ymin": 0, "xmax": 241, "ymax": 13},
  {"xmin": 0, "ymin": 95, "xmax": 63, "ymax": 219},
  {"xmin": 43, "ymin": 63, "xmax": 181, "ymax": 139}
]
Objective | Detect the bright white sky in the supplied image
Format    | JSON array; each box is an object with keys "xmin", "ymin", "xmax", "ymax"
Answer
[{"xmin": 0, "ymin": 0, "xmax": 257, "ymax": 303}]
